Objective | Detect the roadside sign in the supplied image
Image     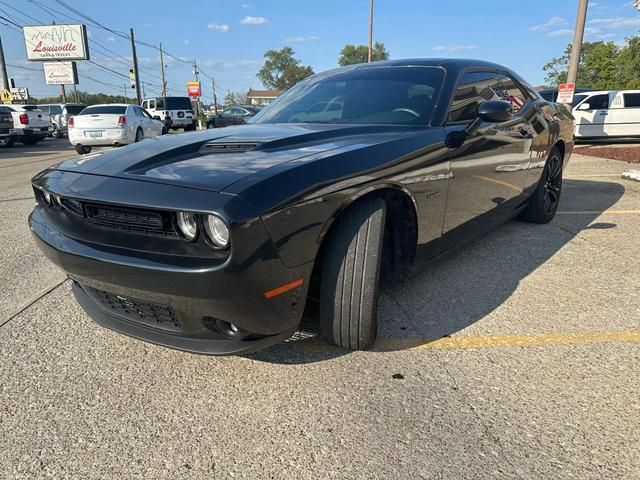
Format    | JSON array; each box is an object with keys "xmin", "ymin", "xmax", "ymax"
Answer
[
  {"xmin": 557, "ymin": 83, "xmax": 576, "ymax": 104},
  {"xmin": 187, "ymin": 81, "xmax": 201, "ymax": 97},
  {"xmin": 10, "ymin": 87, "xmax": 29, "ymax": 104},
  {"xmin": 43, "ymin": 61, "xmax": 78, "ymax": 85},
  {"xmin": 0, "ymin": 89, "xmax": 11, "ymax": 104},
  {"xmin": 22, "ymin": 24, "xmax": 90, "ymax": 61}
]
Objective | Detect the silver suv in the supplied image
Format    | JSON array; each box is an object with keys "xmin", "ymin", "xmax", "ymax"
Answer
[{"xmin": 39, "ymin": 103, "xmax": 87, "ymax": 138}]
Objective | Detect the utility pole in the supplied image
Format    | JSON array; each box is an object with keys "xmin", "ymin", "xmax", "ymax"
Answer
[
  {"xmin": 193, "ymin": 60, "xmax": 201, "ymax": 128},
  {"xmin": 368, "ymin": 0, "xmax": 374, "ymax": 62},
  {"xmin": 159, "ymin": 42, "xmax": 167, "ymax": 97},
  {"xmin": 0, "ymin": 35, "xmax": 9, "ymax": 91},
  {"xmin": 123, "ymin": 83, "xmax": 128, "ymax": 102},
  {"xmin": 130, "ymin": 28, "xmax": 142, "ymax": 104},
  {"xmin": 566, "ymin": 0, "xmax": 589, "ymax": 86},
  {"xmin": 212, "ymin": 77, "xmax": 218, "ymax": 115},
  {"xmin": 60, "ymin": 84, "xmax": 67, "ymax": 103}
]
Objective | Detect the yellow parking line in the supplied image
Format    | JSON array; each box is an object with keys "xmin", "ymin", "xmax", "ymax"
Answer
[
  {"xmin": 293, "ymin": 329, "xmax": 640, "ymax": 353},
  {"xmin": 556, "ymin": 210, "xmax": 640, "ymax": 215}
]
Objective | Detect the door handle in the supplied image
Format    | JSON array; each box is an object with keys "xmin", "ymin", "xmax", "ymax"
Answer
[{"xmin": 598, "ymin": 112, "xmax": 608, "ymax": 116}]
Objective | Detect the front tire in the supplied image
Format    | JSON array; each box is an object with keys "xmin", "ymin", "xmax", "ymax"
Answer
[
  {"xmin": 74, "ymin": 145, "xmax": 92, "ymax": 155},
  {"xmin": 520, "ymin": 147, "xmax": 563, "ymax": 224},
  {"xmin": 319, "ymin": 197, "xmax": 386, "ymax": 350},
  {"xmin": 135, "ymin": 128, "xmax": 143, "ymax": 142},
  {"xmin": 52, "ymin": 125, "xmax": 63, "ymax": 138}
]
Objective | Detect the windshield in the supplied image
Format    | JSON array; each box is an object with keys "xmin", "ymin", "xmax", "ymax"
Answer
[
  {"xmin": 22, "ymin": 105, "xmax": 42, "ymax": 111},
  {"xmin": 65, "ymin": 105, "xmax": 86, "ymax": 115},
  {"xmin": 79, "ymin": 106, "xmax": 127, "ymax": 115},
  {"xmin": 251, "ymin": 66, "xmax": 445, "ymax": 126},
  {"xmin": 158, "ymin": 97, "xmax": 193, "ymax": 110}
]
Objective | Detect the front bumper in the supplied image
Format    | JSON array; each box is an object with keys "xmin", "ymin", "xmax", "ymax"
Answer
[{"xmin": 28, "ymin": 173, "xmax": 312, "ymax": 355}]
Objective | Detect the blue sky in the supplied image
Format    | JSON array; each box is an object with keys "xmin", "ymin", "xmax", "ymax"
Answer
[{"xmin": 2, "ymin": 0, "xmax": 640, "ymax": 102}]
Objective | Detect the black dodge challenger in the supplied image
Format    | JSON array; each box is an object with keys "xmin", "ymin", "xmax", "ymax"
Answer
[{"xmin": 29, "ymin": 59, "xmax": 574, "ymax": 355}]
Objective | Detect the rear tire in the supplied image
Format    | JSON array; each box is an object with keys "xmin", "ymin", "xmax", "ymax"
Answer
[
  {"xmin": 520, "ymin": 147, "xmax": 563, "ymax": 224},
  {"xmin": 0, "ymin": 136, "xmax": 15, "ymax": 148},
  {"xmin": 74, "ymin": 145, "xmax": 92, "ymax": 155},
  {"xmin": 52, "ymin": 125, "xmax": 63, "ymax": 138},
  {"xmin": 135, "ymin": 128, "xmax": 143, "ymax": 142},
  {"xmin": 319, "ymin": 197, "xmax": 386, "ymax": 350}
]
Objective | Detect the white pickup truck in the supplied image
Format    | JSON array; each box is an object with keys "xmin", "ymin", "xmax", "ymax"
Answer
[{"xmin": 0, "ymin": 105, "xmax": 51, "ymax": 145}]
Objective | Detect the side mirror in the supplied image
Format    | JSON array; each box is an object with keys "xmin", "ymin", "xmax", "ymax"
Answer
[
  {"xmin": 153, "ymin": 115, "xmax": 161, "ymax": 121},
  {"xmin": 477, "ymin": 100, "xmax": 513, "ymax": 123},
  {"xmin": 576, "ymin": 103, "xmax": 590, "ymax": 111}
]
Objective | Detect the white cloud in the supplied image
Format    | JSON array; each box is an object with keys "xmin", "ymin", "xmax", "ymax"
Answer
[
  {"xmin": 241, "ymin": 3, "xmax": 250, "ymax": 8},
  {"xmin": 546, "ymin": 29, "xmax": 574, "ymax": 37},
  {"xmin": 529, "ymin": 16, "xmax": 567, "ymax": 32},
  {"xmin": 105, "ymin": 36, "xmax": 116, "ymax": 42},
  {"xmin": 284, "ymin": 35, "xmax": 319, "ymax": 43},
  {"xmin": 590, "ymin": 16, "xmax": 640, "ymax": 29},
  {"xmin": 208, "ymin": 23, "xmax": 230, "ymax": 32},
  {"xmin": 240, "ymin": 16, "xmax": 269, "ymax": 25},
  {"xmin": 199, "ymin": 58, "xmax": 261, "ymax": 69},
  {"xmin": 431, "ymin": 45, "xmax": 478, "ymax": 52},
  {"xmin": 184, "ymin": 39, "xmax": 190, "ymax": 45}
]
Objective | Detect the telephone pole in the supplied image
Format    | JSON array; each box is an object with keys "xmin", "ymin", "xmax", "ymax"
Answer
[
  {"xmin": 368, "ymin": 0, "xmax": 374, "ymax": 62},
  {"xmin": 0, "ymin": 35, "xmax": 9, "ymax": 91},
  {"xmin": 159, "ymin": 42, "xmax": 167, "ymax": 97},
  {"xmin": 60, "ymin": 84, "xmax": 67, "ymax": 103},
  {"xmin": 566, "ymin": 0, "xmax": 589, "ymax": 86},
  {"xmin": 212, "ymin": 77, "xmax": 218, "ymax": 115},
  {"xmin": 130, "ymin": 28, "xmax": 142, "ymax": 104}
]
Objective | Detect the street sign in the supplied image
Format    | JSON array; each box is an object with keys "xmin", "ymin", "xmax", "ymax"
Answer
[
  {"xmin": 187, "ymin": 81, "xmax": 201, "ymax": 97},
  {"xmin": 0, "ymin": 89, "xmax": 11, "ymax": 104},
  {"xmin": 557, "ymin": 83, "xmax": 576, "ymax": 104},
  {"xmin": 10, "ymin": 87, "xmax": 29, "ymax": 103},
  {"xmin": 23, "ymin": 25, "xmax": 89, "ymax": 61},
  {"xmin": 43, "ymin": 61, "xmax": 78, "ymax": 85}
]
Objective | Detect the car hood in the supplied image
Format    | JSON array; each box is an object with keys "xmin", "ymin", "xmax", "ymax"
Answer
[{"xmin": 55, "ymin": 123, "xmax": 407, "ymax": 192}]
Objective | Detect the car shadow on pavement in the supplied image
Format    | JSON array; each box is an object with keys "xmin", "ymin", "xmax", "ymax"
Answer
[{"xmin": 247, "ymin": 179, "xmax": 624, "ymax": 364}]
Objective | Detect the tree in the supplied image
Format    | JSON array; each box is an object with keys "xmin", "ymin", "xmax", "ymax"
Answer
[
  {"xmin": 31, "ymin": 91, "xmax": 134, "ymax": 106},
  {"xmin": 338, "ymin": 42, "xmax": 389, "ymax": 66},
  {"xmin": 543, "ymin": 41, "xmax": 621, "ymax": 89},
  {"xmin": 617, "ymin": 36, "xmax": 640, "ymax": 89},
  {"xmin": 223, "ymin": 90, "xmax": 238, "ymax": 107},
  {"xmin": 256, "ymin": 47, "xmax": 314, "ymax": 90}
]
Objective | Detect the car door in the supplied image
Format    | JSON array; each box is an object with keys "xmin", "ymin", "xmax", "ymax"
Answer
[
  {"xmin": 606, "ymin": 92, "xmax": 640, "ymax": 137},
  {"xmin": 219, "ymin": 108, "xmax": 238, "ymax": 127},
  {"xmin": 442, "ymin": 70, "xmax": 535, "ymax": 236},
  {"xmin": 574, "ymin": 93, "xmax": 610, "ymax": 138},
  {"xmin": 135, "ymin": 106, "xmax": 154, "ymax": 137},
  {"xmin": 141, "ymin": 108, "xmax": 162, "ymax": 136}
]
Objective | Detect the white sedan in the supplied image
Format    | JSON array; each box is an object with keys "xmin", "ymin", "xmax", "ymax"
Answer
[{"xmin": 68, "ymin": 103, "xmax": 166, "ymax": 154}]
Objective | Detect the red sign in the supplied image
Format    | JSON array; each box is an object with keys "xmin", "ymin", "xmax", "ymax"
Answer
[
  {"xmin": 187, "ymin": 81, "xmax": 201, "ymax": 97},
  {"xmin": 557, "ymin": 83, "xmax": 575, "ymax": 104}
]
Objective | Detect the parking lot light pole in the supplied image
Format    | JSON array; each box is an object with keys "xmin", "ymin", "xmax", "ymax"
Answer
[{"xmin": 566, "ymin": 0, "xmax": 589, "ymax": 86}]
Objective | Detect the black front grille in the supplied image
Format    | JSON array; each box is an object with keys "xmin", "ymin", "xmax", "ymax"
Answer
[
  {"xmin": 85, "ymin": 286, "xmax": 182, "ymax": 332},
  {"xmin": 83, "ymin": 203, "xmax": 177, "ymax": 237}
]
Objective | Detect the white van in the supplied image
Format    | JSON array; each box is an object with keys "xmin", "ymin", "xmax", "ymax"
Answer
[
  {"xmin": 573, "ymin": 90, "xmax": 640, "ymax": 139},
  {"xmin": 141, "ymin": 96, "xmax": 196, "ymax": 131}
]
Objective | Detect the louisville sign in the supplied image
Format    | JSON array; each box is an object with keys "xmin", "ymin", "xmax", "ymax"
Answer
[
  {"xmin": 43, "ymin": 61, "xmax": 78, "ymax": 85},
  {"xmin": 23, "ymin": 25, "xmax": 90, "ymax": 61},
  {"xmin": 187, "ymin": 81, "xmax": 201, "ymax": 97}
]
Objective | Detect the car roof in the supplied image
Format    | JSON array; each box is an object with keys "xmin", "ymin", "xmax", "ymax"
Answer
[{"xmin": 84, "ymin": 103, "xmax": 131, "ymax": 108}]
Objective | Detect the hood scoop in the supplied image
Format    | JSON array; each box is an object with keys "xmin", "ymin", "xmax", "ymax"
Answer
[{"xmin": 201, "ymin": 142, "xmax": 259, "ymax": 154}]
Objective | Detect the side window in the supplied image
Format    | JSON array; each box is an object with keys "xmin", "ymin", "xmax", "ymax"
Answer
[
  {"xmin": 448, "ymin": 71, "xmax": 529, "ymax": 123},
  {"xmin": 586, "ymin": 94, "xmax": 609, "ymax": 110},
  {"xmin": 623, "ymin": 93, "xmax": 640, "ymax": 108},
  {"xmin": 51, "ymin": 105, "xmax": 62, "ymax": 115},
  {"xmin": 142, "ymin": 101, "xmax": 148, "ymax": 109}
]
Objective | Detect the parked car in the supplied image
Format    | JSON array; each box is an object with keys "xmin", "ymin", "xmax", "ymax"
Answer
[
  {"xmin": 572, "ymin": 90, "xmax": 640, "ymax": 139},
  {"xmin": 0, "ymin": 105, "xmax": 50, "ymax": 145},
  {"xmin": 141, "ymin": 96, "xmax": 196, "ymax": 131},
  {"xmin": 206, "ymin": 105, "xmax": 260, "ymax": 128},
  {"xmin": 68, "ymin": 103, "xmax": 166, "ymax": 154},
  {"xmin": 39, "ymin": 103, "xmax": 87, "ymax": 138},
  {"xmin": 0, "ymin": 108, "xmax": 16, "ymax": 148},
  {"xmin": 29, "ymin": 59, "xmax": 574, "ymax": 355},
  {"xmin": 538, "ymin": 88, "xmax": 590, "ymax": 106}
]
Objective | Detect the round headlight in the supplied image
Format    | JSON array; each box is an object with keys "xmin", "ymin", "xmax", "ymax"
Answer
[
  {"xmin": 176, "ymin": 212, "xmax": 198, "ymax": 241},
  {"xmin": 42, "ymin": 190, "xmax": 52, "ymax": 206},
  {"xmin": 204, "ymin": 215, "xmax": 229, "ymax": 249}
]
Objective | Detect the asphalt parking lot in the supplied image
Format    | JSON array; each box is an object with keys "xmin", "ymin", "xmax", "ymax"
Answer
[{"xmin": 1, "ymin": 138, "xmax": 639, "ymax": 479}]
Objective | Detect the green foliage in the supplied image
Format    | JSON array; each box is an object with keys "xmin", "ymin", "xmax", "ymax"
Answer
[
  {"xmin": 543, "ymin": 37, "xmax": 640, "ymax": 89},
  {"xmin": 31, "ymin": 90, "xmax": 136, "ymax": 106},
  {"xmin": 256, "ymin": 47, "xmax": 314, "ymax": 90},
  {"xmin": 338, "ymin": 42, "xmax": 390, "ymax": 66},
  {"xmin": 223, "ymin": 90, "xmax": 249, "ymax": 107}
]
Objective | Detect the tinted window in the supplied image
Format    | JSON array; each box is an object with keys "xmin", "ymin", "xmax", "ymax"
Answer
[
  {"xmin": 572, "ymin": 94, "xmax": 588, "ymax": 108},
  {"xmin": 21, "ymin": 105, "xmax": 42, "ymax": 112},
  {"xmin": 50, "ymin": 105, "xmax": 63, "ymax": 115},
  {"xmin": 585, "ymin": 94, "xmax": 609, "ymax": 110},
  {"xmin": 79, "ymin": 106, "xmax": 127, "ymax": 115},
  {"xmin": 448, "ymin": 71, "xmax": 529, "ymax": 123},
  {"xmin": 164, "ymin": 97, "xmax": 192, "ymax": 110},
  {"xmin": 539, "ymin": 91, "xmax": 556, "ymax": 102},
  {"xmin": 64, "ymin": 105, "xmax": 86, "ymax": 115},
  {"xmin": 623, "ymin": 93, "xmax": 640, "ymax": 108},
  {"xmin": 252, "ymin": 66, "xmax": 445, "ymax": 126}
]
